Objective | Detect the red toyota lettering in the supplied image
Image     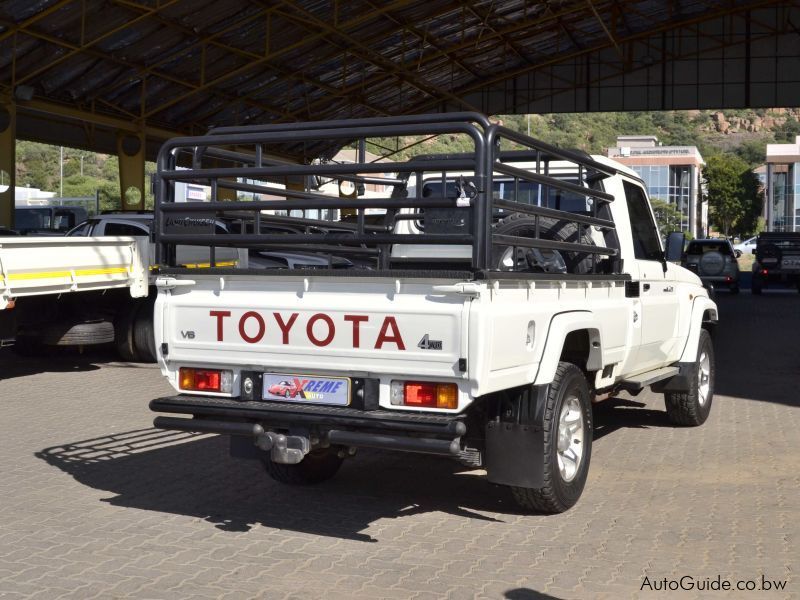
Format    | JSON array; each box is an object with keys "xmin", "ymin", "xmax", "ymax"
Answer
[
  {"xmin": 307, "ymin": 313, "xmax": 335, "ymax": 347},
  {"xmin": 209, "ymin": 310, "xmax": 231, "ymax": 341},
  {"xmin": 344, "ymin": 314, "xmax": 369, "ymax": 348},
  {"xmin": 274, "ymin": 312, "xmax": 299, "ymax": 345},
  {"xmin": 239, "ymin": 311, "xmax": 266, "ymax": 344},
  {"xmin": 374, "ymin": 316, "xmax": 405, "ymax": 350}
]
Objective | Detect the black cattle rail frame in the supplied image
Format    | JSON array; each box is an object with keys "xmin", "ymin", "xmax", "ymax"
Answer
[{"xmin": 154, "ymin": 112, "xmax": 623, "ymax": 277}]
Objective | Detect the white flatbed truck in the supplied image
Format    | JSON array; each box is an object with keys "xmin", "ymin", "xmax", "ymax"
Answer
[
  {"xmin": 148, "ymin": 113, "xmax": 718, "ymax": 513},
  {"xmin": 0, "ymin": 236, "xmax": 149, "ymax": 356}
]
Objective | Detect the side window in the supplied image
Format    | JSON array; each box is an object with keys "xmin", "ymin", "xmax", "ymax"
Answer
[
  {"xmin": 104, "ymin": 222, "xmax": 149, "ymax": 237},
  {"xmin": 67, "ymin": 222, "xmax": 92, "ymax": 237},
  {"xmin": 624, "ymin": 181, "xmax": 663, "ymax": 261}
]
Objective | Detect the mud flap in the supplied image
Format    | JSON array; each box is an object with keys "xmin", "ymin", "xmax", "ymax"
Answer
[
  {"xmin": 485, "ymin": 384, "xmax": 548, "ymax": 488},
  {"xmin": 650, "ymin": 362, "xmax": 692, "ymax": 393}
]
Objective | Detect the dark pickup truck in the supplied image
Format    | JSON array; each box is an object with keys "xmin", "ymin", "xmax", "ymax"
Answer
[
  {"xmin": 751, "ymin": 232, "xmax": 800, "ymax": 294},
  {"xmin": 14, "ymin": 205, "xmax": 88, "ymax": 235}
]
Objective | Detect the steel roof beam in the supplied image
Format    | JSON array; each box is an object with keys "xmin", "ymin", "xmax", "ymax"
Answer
[
  {"xmin": 13, "ymin": 0, "xmax": 183, "ymax": 87},
  {"xmin": 414, "ymin": 0, "xmax": 786, "ymax": 112},
  {"xmin": 142, "ymin": 0, "xmax": 423, "ymax": 118},
  {"xmin": 0, "ymin": 0, "xmax": 75, "ymax": 43},
  {"xmin": 3, "ymin": 18, "xmax": 304, "ymax": 125},
  {"xmin": 270, "ymin": 4, "xmax": 481, "ymax": 113}
]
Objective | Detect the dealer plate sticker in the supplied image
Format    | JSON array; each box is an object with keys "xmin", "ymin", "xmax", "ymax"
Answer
[{"xmin": 262, "ymin": 373, "xmax": 350, "ymax": 406}]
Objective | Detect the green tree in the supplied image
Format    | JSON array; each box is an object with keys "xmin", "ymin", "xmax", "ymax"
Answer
[
  {"xmin": 650, "ymin": 199, "xmax": 684, "ymax": 235},
  {"xmin": 703, "ymin": 154, "xmax": 758, "ymax": 237},
  {"xmin": 774, "ymin": 118, "xmax": 800, "ymax": 142},
  {"xmin": 736, "ymin": 169, "xmax": 766, "ymax": 236},
  {"xmin": 733, "ymin": 139, "xmax": 767, "ymax": 166}
]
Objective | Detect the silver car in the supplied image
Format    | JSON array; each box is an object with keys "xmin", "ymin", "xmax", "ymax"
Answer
[{"xmin": 682, "ymin": 239, "xmax": 740, "ymax": 293}]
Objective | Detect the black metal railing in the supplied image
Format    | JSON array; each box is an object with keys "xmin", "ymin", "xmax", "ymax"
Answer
[{"xmin": 154, "ymin": 112, "xmax": 622, "ymax": 276}]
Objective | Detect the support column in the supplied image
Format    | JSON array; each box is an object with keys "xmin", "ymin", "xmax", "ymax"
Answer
[
  {"xmin": 213, "ymin": 159, "xmax": 236, "ymax": 202},
  {"xmin": 0, "ymin": 100, "xmax": 15, "ymax": 228},
  {"xmin": 790, "ymin": 163, "xmax": 797, "ymax": 233},
  {"xmin": 688, "ymin": 165, "xmax": 697, "ymax": 237},
  {"xmin": 766, "ymin": 163, "xmax": 773, "ymax": 232},
  {"xmin": 117, "ymin": 132, "xmax": 145, "ymax": 211}
]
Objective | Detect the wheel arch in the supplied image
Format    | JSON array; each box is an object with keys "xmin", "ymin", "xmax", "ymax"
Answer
[
  {"xmin": 533, "ymin": 311, "xmax": 603, "ymax": 386},
  {"xmin": 678, "ymin": 297, "xmax": 718, "ymax": 363}
]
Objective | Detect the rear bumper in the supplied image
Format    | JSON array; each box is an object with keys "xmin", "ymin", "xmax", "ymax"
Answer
[
  {"xmin": 698, "ymin": 274, "xmax": 738, "ymax": 284},
  {"xmin": 753, "ymin": 271, "xmax": 800, "ymax": 283},
  {"xmin": 150, "ymin": 394, "xmax": 466, "ymax": 458}
]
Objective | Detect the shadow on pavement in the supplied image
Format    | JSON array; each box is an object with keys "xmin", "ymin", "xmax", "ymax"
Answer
[
  {"xmin": 0, "ymin": 346, "xmax": 102, "ymax": 380},
  {"xmin": 0, "ymin": 345, "xmax": 155, "ymax": 381},
  {"xmin": 37, "ymin": 428, "xmax": 530, "ymax": 542},
  {"xmin": 591, "ymin": 397, "xmax": 673, "ymax": 442},
  {"xmin": 711, "ymin": 292, "xmax": 799, "ymax": 408},
  {"xmin": 505, "ymin": 589, "xmax": 564, "ymax": 600}
]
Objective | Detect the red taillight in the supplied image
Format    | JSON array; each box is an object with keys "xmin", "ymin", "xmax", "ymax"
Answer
[
  {"xmin": 725, "ymin": 276, "xmax": 732, "ymax": 282},
  {"xmin": 761, "ymin": 269, "xmax": 769, "ymax": 276},
  {"xmin": 405, "ymin": 382, "xmax": 437, "ymax": 406},
  {"xmin": 395, "ymin": 381, "xmax": 458, "ymax": 409},
  {"xmin": 180, "ymin": 367, "xmax": 225, "ymax": 392}
]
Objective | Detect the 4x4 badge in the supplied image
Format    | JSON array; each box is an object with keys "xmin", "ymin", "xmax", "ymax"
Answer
[{"xmin": 417, "ymin": 334, "xmax": 443, "ymax": 350}]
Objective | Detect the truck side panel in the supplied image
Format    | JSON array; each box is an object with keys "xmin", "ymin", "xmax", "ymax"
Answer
[
  {"xmin": 466, "ymin": 280, "xmax": 631, "ymax": 395},
  {"xmin": 0, "ymin": 237, "xmax": 148, "ymax": 309}
]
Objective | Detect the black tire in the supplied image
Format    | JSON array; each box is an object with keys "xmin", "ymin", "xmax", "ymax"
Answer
[
  {"xmin": 729, "ymin": 284, "xmax": 740, "ymax": 294},
  {"xmin": 491, "ymin": 214, "xmax": 595, "ymax": 274},
  {"xmin": 41, "ymin": 320, "xmax": 114, "ymax": 346},
  {"xmin": 665, "ymin": 329, "xmax": 714, "ymax": 427},
  {"xmin": 751, "ymin": 277, "xmax": 763, "ymax": 295},
  {"xmin": 511, "ymin": 362, "xmax": 593, "ymax": 513},
  {"xmin": 114, "ymin": 302, "xmax": 139, "ymax": 361},
  {"xmin": 132, "ymin": 299, "xmax": 157, "ymax": 363},
  {"xmin": 263, "ymin": 448, "xmax": 344, "ymax": 485}
]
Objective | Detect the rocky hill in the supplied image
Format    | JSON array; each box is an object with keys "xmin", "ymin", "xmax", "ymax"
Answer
[{"xmin": 373, "ymin": 108, "xmax": 800, "ymax": 165}]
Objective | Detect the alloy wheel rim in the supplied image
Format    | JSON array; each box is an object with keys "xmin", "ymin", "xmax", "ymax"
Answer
[
  {"xmin": 698, "ymin": 351, "xmax": 711, "ymax": 406},
  {"xmin": 557, "ymin": 395, "xmax": 584, "ymax": 482}
]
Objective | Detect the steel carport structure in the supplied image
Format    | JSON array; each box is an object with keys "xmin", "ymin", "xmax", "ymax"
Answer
[{"xmin": 0, "ymin": 0, "xmax": 798, "ymax": 222}]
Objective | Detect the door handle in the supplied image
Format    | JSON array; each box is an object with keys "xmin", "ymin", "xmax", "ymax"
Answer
[{"xmin": 642, "ymin": 283, "xmax": 650, "ymax": 292}]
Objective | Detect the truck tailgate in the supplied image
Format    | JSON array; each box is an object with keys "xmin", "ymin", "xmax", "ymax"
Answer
[{"xmin": 158, "ymin": 275, "xmax": 470, "ymax": 378}]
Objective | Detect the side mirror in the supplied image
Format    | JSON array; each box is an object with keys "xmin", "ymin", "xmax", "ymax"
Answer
[
  {"xmin": 734, "ymin": 249, "xmax": 742, "ymax": 258},
  {"xmin": 664, "ymin": 231, "xmax": 685, "ymax": 263},
  {"xmin": 751, "ymin": 248, "xmax": 756, "ymax": 254}
]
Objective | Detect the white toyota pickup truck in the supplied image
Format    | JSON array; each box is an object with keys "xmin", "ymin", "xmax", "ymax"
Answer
[{"xmin": 149, "ymin": 113, "xmax": 718, "ymax": 513}]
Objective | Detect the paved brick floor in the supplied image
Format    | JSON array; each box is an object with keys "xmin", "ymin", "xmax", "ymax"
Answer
[{"xmin": 0, "ymin": 289, "xmax": 797, "ymax": 599}]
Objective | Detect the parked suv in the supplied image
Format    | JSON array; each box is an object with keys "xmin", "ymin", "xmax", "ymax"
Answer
[
  {"xmin": 751, "ymin": 232, "xmax": 800, "ymax": 294},
  {"xmin": 682, "ymin": 239, "xmax": 740, "ymax": 293}
]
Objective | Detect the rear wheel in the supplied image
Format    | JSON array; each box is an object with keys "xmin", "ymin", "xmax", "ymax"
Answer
[
  {"xmin": 511, "ymin": 362, "xmax": 592, "ymax": 513},
  {"xmin": 41, "ymin": 319, "xmax": 114, "ymax": 346},
  {"xmin": 114, "ymin": 302, "xmax": 139, "ymax": 361},
  {"xmin": 263, "ymin": 448, "xmax": 344, "ymax": 485},
  {"xmin": 665, "ymin": 329, "xmax": 714, "ymax": 426},
  {"xmin": 132, "ymin": 299, "xmax": 157, "ymax": 363}
]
